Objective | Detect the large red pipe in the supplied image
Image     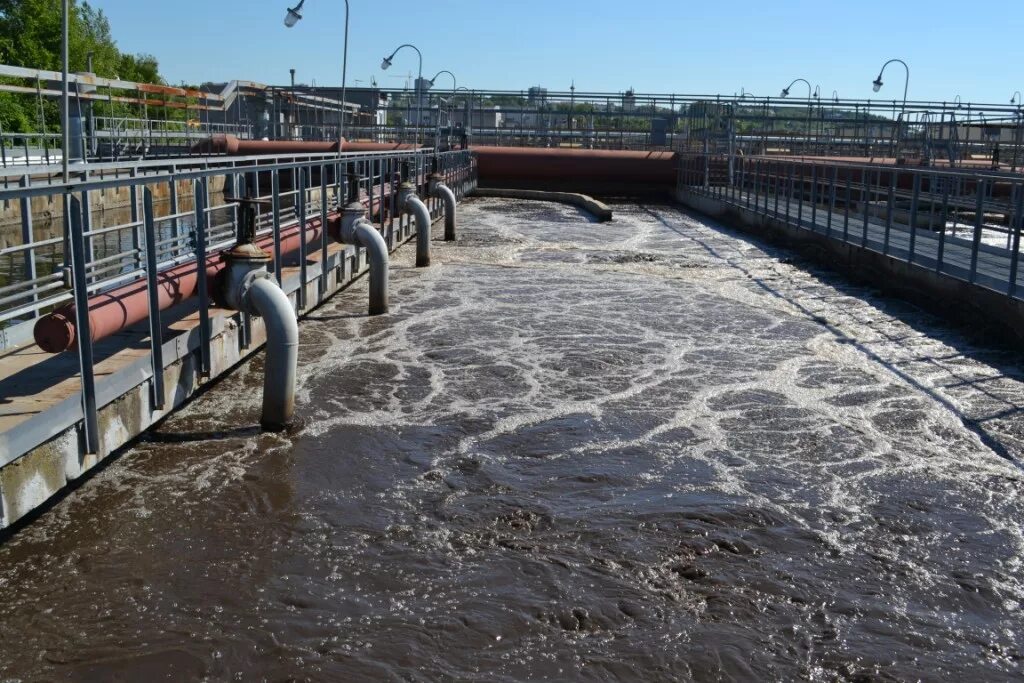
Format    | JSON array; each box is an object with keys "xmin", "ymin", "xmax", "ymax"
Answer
[
  {"xmin": 190, "ymin": 135, "xmax": 419, "ymax": 156},
  {"xmin": 472, "ymin": 146, "xmax": 678, "ymax": 194},
  {"xmin": 33, "ymin": 217, "xmax": 330, "ymax": 353}
]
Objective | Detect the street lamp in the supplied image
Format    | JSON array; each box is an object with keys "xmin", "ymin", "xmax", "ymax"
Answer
[
  {"xmin": 871, "ymin": 58, "xmax": 910, "ymax": 151},
  {"xmin": 953, "ymin": 94, "xmax": 963, "ymax": 109},
  {"xmin": 284, "ymin": 0, "xmax": 350, "ymax": 144},
  {"xmin": 1012, "ymin": 91, "xmax": 1022, "ymax": 106},
  {"xmin": 283, "ymin": 0, "xmax": 302, "ymax": 27},
  {"xmin": 779, "ymin": 78, "xmax": 812, "ymax": 99},
  {"xmin": 382, "ymin": 44, "xmax": 424, "ymax": 145}
]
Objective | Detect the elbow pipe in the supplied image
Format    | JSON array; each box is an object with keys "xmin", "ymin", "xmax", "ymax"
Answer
[
  {"xmin": 333, "ymin": 202, "xmax": 390, "ymax": 315},
  {"xmin": 429, "ymin": 175, "xmax": 457, "ymax": 241},
  {"xmin": 244, "ymin": 274, "xmax": 299, "ymax": 431},
  {"xmin": 399, "ymin": 183, "xmax": 431, "ymax": 267},
  {"xmin": 353, "ymin": 221, "xmax": 390, "ymax": 316}
]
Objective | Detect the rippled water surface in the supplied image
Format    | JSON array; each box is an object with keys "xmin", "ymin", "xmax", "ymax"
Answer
[{"xmin": 1, "ymin": 199, "xmax": 1023, "ymax": 681}]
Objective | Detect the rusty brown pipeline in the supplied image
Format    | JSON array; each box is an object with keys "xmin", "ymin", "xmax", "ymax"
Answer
[
  {"xmin": 33, "ymin": 216, "xmax": 332, "ymax": 354},
  {"xmin": 471, "ymin": 146, "xmax": 679, "ymax": 194},
  {"xmin": 191, "ymin": 134, "xmax": 419, "ymax": 156}
]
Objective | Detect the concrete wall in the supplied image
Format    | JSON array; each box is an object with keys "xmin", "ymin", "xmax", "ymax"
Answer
[{"xmin": 675, "ymin": 188, "xmax": 1024, "ymax": 343}]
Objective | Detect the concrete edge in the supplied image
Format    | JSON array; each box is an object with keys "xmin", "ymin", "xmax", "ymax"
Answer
[
  {"xmin": 674, "ymin": 188, "xmax": 1024, "ymax": 345},
  {"xmin": 471, "ymin": 188, "xmax": 613, "ymax": 222}
]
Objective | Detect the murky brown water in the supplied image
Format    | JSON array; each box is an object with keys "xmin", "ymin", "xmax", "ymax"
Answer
[{"xmin": 0, "ymin": 200, "xmax": 1022, "ymax": 681}]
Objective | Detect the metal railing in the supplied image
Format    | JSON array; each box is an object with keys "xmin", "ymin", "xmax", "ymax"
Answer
[
  {"xmin": 0, "ymin": 147, "xmax": 476, "ymax": 458},
  {"xmin": 679, "ymin": 155, "xmax": 1024, "ymax": 300}
]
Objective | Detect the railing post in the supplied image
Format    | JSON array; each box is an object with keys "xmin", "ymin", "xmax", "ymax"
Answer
[
  {"xmin": 810, "ymin": 165, "xmax": 818, "ymax": 230},
  {"xmin": 320, "ymin": 163, "xmax": 330, "ymax": 294},
  {"xmin": 297, "ymin": 166, "xmax": 308, "ymax": 310},
  {"xmin": 937, "ymin": 178, "xmax": 950, "ymax": 273},
  {"xmin": 271, "ymin": 169, "xmax": 282, "ymax": 283},
  {"xmin": 969, "ymin": 178, "xmax": 985, "ymax": 283},
  {"xmin": 883, "ymin": 171, "xmax": 895, "ymax": 255},
  {"xmin": 68, "ymin": 195, "xmax": 99, "ymax": 455},
  {"xmin": 862, "ymin": 170, "xmax": 872, "ymax": 248},
  {"xmin": 193, "ymin": 180, "xmax": 211, "ymax": 377},
  {"xmin": 1008, "ymin": 183, "xmax": 1023, "ymax": 297},
  {"xmin": 142, "ymin": 188, "xmax": 165, "ymax": 410},
  {"xmin": 19, "ymin": 175, "xmax": 38, "ymax": 316},
  {"xmin": 908, "ymin": 172, "xmax": 921, "ymax": 264},
  {"xmin": 843, "ymin": 171, "xmax": 851, "ymax": 241},
  {"xmin": 168, "ymin": 177, "xmax": 180, "ymax": 255}
]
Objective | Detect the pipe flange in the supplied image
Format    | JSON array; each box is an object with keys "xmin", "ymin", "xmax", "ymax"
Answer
[
  {"xmin": 340, "ymin": 202, "xmax": 368, "ymax": 244},
  {"xmin": 239, "ymin": 269, "xmax": 276, "ymax": 316},
  {"xmin": 428, "ymin": 173, "xmax": 444, "ymax": 194},
  {"xmin": 398, "ymin": 181, "xmax": 419, "ymax": 208}
]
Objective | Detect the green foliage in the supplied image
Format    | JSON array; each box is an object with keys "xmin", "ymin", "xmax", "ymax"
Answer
[{"xmin": 0, "ymin": 0, "xmax": 168, "ymax": 133}]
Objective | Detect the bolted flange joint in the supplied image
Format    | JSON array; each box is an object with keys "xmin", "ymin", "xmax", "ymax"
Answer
[
  {"xmin": 427, "ymin": 173, "xmax": 445, "ymax": 195},
  {"xmin": 398, "ymin": 181, "xmax": 419, "ymax": 209},
  {"xmin": 340, "ymin": 201, "xmax": 370, "ymax": 244}
]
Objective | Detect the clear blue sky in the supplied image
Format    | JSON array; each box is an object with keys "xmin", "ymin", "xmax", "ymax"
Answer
[{"xmin": 96, "ymin": 0, "xmax": 1024, "ymax": 104}]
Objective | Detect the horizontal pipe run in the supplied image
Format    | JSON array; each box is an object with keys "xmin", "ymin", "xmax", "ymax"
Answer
[
  {"xmin": 190, "ymin": 134, "xmax": 420, "ymax": 156},
  {"xmin": 33, "ymin": 216, "xmax": 329, "ymax": 353},
  {"xmin": 472, "ymin": 146, "xmax": 678, "ymax": 195}
]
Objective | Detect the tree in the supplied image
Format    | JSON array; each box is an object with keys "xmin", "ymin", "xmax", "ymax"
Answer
[{"xmin": 0, "ymin": 0, "xmax": 168, "ymax": 133}]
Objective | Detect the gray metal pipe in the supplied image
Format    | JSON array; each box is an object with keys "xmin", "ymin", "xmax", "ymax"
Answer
[
  {"xmin": 246, "ymin": 275, "xmax": 299, "ymax": 431},
  {"xmin": 353, "ymin": 219, "xmax": 389, "ymax": 315},
  {"xmin": 404, "ymin": 194, "xmax": 432, "ymax": 267},
  {"xmin": 337, "ymin": 200, "xmax": 390, "ymax": 315},
  {"xmin": 430, "ymin": 181, "xmax": 457, "ymax": 241}
]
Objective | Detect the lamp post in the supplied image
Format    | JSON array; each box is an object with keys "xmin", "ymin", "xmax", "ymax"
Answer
[
  {"xmin": 871, "ymin": 58, "xmax": 910, "ymax": 156},
  {"xmin": 61, "ymin": 0, "xmax": 69, "ymax": 183},
  {"xmin": 284, "ymin": 0, "xmax": 350, "ymax": 145},
  {"xmin": 429, "ymin": 70, "xmax": 457, "ymax": 141},
  {"xmin": 382, "ymin": 44, "xmax": 423, "ymax": 145},
  {"xmin": 780, "ymin": 78, "xmax": 813, "ymax": 153}
]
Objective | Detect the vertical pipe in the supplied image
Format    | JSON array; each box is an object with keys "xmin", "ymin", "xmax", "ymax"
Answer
[
  {"xmin": 142, "ymin": 188, "xmax": 165, "ymax": 410},
  {"xmin": 68, "ymin": 195, "xmax": 99, "ymax": 454}
]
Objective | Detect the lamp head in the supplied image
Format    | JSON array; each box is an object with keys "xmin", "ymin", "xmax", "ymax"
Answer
[
  {"xmin": 283, "ymin": 1, "xmax": 304, "ymax": 27},
  {"xmin": 780, "ymin": 88, "xmax": 789, "ymax": 98},
  {"xmin": 381, "ymin": 56, "xmax": 393, "ymax": 71},
  {"xmin": 872, "ymin": 77, "xmax": 883, "ymax": 93}
]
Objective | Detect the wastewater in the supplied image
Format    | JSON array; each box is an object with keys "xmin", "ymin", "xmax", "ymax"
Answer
[{"xmin": 0, "ymin": 199, "xmax": 1022, "ymax": 681}]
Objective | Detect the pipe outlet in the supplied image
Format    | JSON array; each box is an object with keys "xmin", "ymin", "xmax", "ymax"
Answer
[
  {"xmin": 336, "ymin": 201, "xmax": 390, "ymax": 315},
  {"xmin": 399, "ymin": 182, "xmax": 431, "ymax": 268},
  {"xmin": 219, "ymin": 247, "xmax": 298, "ymax": 431},
  {"xmin": 428, "ymin": 173, "xmax": 457, "ymax": 241}
]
